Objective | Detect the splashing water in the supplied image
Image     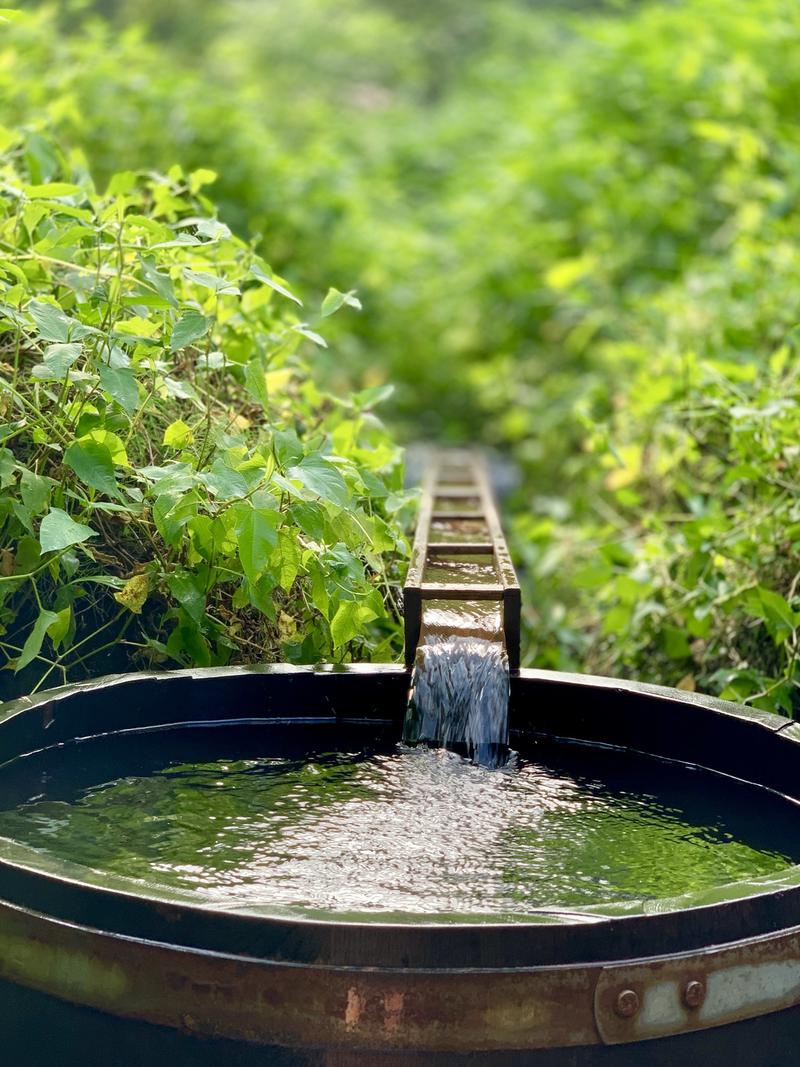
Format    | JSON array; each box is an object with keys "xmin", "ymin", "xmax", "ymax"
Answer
[
  {"xmin": 404, "ymin": 636, "xmax": 510, "ymax": 767},
  {"xmin": 2, "ymin": 740, "xmax": 799, "ymax": 917}
]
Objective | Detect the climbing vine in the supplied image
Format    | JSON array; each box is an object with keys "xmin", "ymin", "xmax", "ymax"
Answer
[{"xmin": 0, "ymin": 131, "xmax": 411, "ymax": 698}]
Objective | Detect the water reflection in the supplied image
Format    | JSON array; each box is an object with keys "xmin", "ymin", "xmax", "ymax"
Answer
[{"xmin": 0, "ymin": 740, "xmax": 797, "ymax": 917}]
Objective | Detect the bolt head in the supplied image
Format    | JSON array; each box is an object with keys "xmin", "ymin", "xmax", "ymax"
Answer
[
  {"xmin": 684, "ymin": 980, "xmax": 706, "ymax": 1009},
  {"xmin": 615, "ymin": 988, "xmax": 640, "ymax": 1019}
]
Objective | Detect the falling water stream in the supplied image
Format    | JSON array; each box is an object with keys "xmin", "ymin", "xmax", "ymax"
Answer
[{"xmin": 404, "ymin": 635, "xmax": 510, "ymax": 767}]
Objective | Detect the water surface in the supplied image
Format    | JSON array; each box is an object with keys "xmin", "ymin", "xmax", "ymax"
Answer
[{"xmin": 0, "ymin": 733, "xmax": 797, "ymax": 917}]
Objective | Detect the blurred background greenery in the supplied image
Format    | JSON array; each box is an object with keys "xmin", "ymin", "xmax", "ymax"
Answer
[{"xmin": 5, "ymin": 0, "xmax": 800, "ymax": 715}]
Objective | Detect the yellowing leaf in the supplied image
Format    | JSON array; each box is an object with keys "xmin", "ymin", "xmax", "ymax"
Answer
[
  {"xmin": 544, "ymin": 255, "xmax": 594, "ymax": 291},
  {"xmin": 604, "ymin": 445, "xmax": 641, "ymax": 491},
  {"xmin": 114, "ymin": 573, "xmax": 150, "ymax": 614},
  {"xmin": 265, "ymin": 368, "xmax": 294, "ymax": 394},
  {"xmin": 163, "ymin": 419, "xmax": 194, "ymax": 448},
  {"xmin": 278, "ymin": 611, "xmax": 297, "ymax": 642}
]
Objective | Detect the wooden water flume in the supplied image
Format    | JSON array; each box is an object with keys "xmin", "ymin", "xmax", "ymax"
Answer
[{"xmin": 402, "ymin": 449, "xmax": 520, "ymax": 670}]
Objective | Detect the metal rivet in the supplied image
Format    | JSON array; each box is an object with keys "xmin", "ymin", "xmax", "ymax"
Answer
[
  {"xmin": 684, "ymin": 980, "xmax": 706, "ymax": 1009},
  {"xmin": 615, "ymin": 989, "xmax": 640, "ymax": 1018}
]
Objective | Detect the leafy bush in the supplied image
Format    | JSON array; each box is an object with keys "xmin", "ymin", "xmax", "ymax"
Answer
[
  {"xmin": 8, "ymin": 0, "xmax": 800, "ymax": 717},
  {"xmin": 0, "ymin": 131, "xmax": 409, "ymax": 699},
  {"xmin": 516, "ymin": 235, "xmax": 800, "ymax": 713}
]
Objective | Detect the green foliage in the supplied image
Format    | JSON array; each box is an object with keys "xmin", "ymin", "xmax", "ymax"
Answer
[
  {"xmin": 7, "ymin": 0, "xmax": 800, "ymax": 716},
  {"xmin": 0, "ymin": 134, "xmax": 410, "ymax": 698},
  {"xmin": 496, "ymin": 0, "xmax": 800, "ymax": 716},
  {"xmin": 516, "ymin": 282, "xmax": 800, "ymax": 714}
]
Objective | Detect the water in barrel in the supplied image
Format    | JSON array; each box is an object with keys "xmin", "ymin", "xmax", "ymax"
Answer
[{"xmin": 1, "ymin": 721, "xmax": 799, "ymax": 920}]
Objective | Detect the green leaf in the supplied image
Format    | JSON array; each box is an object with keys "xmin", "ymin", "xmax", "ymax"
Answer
[
  {"xmin": 292, "ymin": 323, "xmax": 327, "ymax": 348},
  {"xmin": 746, "ymin": 586, "xmax": 797, "ymax": 643},
  {"xmin": 235, "ymin": 505, "xmax": 279, "ymax": 585},
  {"xmin": 188, "ymin": 168, "xmax": 217, "ymax": 193},
  {"xmin": 27, "ymin": 300, "xmax": 71, "ymax": 342},
  {"xmin": 244, "ymin": 358, "xmax": 269, "ymax": 409},
  {"xmin": 19, "ymin": 468, "xmax": 52, "ymax": 516},
  {"xmin": 139, "ymin": 255, "xmax": 177, "ymax": 307},
  {"xmin": 162, "ymin": 376, "xmax": 199, "ymax": 402},
  {"xmin": 352, "ymin": 383, "xmax": 393, "ymax": 409},
  {"xmin": 287, "ymin": 455, "xmax": 350, "ymax": 508},
  {"xmin": 27, "ymin": 299, "xmax": 83, "ymax": 342},
  {"xmin": 321, "ymin": 287, "xmax": 362, "ymax": 317},
  {"xmin": 272, "ymin": 428, "xmax": 304, "ymax": 467},
  {"xmin": 661, "ymin": 625, "xmax": 691, "ymax": 660},
  {"xmin": 78, "ymin": 575, "xmax": 125, "ymax": 589},
  {"xmin": 163, "ymin": 419, "xmax": 193, "ymax": 448},
  {"xmin": 30, "ymin": 342, "xmax": 82, "ymax": 380},
  {"xmin": 105, "ymin": 171, "xmax": 137, "ymax": 196},
  {"xmin": 25, "ymin": 182, "xmax": 83, "ymax": 198},
  {"xmin": 572, "ymin": 563, "xmax": 612, "ymax": 590},
  {"xmin": 194, "ymin": 218, "xmax": 230, "ymax": 240},
  {"xmin": 0, "ymin": 448, "xmax": 14, "ymax": 489},
  {"xmin": 64, "ymin": 439, "xmax": 118, "ymax": 496},
  {"xmin": 81, "ymin": 429, "xmax": 129, "ymax": 466},
  {"xmin": 273, "ymin": 527, "xmax": 301, "ymax": 591},
  {"xmin": 166, "ymin": 570, "xmax": 206, "ymax": 625},
  {"xmin": 0, "ymin": 421, "xmax": 26, "ymax": 446},
  {"xmin": 291, "ymin": 502, "xmax": 328, "ymax": 542},
  {"xmin": 48, "ymin": 605, "xmax": 72, "ymax": 650},
  {"xmin": 201, "ymin": 457, "xmax": 249, "ymax": 499},
  {"xmin": 24, "ymin": 131, "xmax": 59, "ymax": 184},
  {"xmin": 182, "ymin": 267, "xmax": 240, "ymax": 295},
  {"xmin": 307, "ymin": 558, "xmax": 330, "ymax": 619},
  {"xmin": 241, "ymin": 573, "xmax": 277, "ymax": 619},
  {"xmin": 13, "ymin": 536, "xmax": 41, "ymax": 574},
  {"xmin": 12, "ymin": 501, "xmax": 33, "ymax": 535},
  {"xmin": 167, "ymin": 616, "xmax": 211, "ymax": 667},
  {"xmin": 152, "ymin": 490, "xmax": 199, "ymax": 548},
  {"xmin": 330, "ymin": 600, "xmax": 377, "ymax": 648},
  {"xmin": 250, "ymin": 262, "xmax": 302, "ymax": 305},
  {"xmin": 170, "ymin": 310, "xmax": 210, "ymax": 351},
  {"xmin": 98, "ymin": 364, "xmax": 139, "ymax": 415},
  {"xmin": 323, "ymin": 544, "xmax": 364, "ymax": 585},
  {"xmin": 39, "ymin": 508, "xmax": 97, "ymax": 553},
  {"xmin": 16, "ymin": 609, "xmax": 59, "ymax": 672},
  {"xmin": 601, "ymin": 604, "xmax": 632, "ymax": 636}
]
